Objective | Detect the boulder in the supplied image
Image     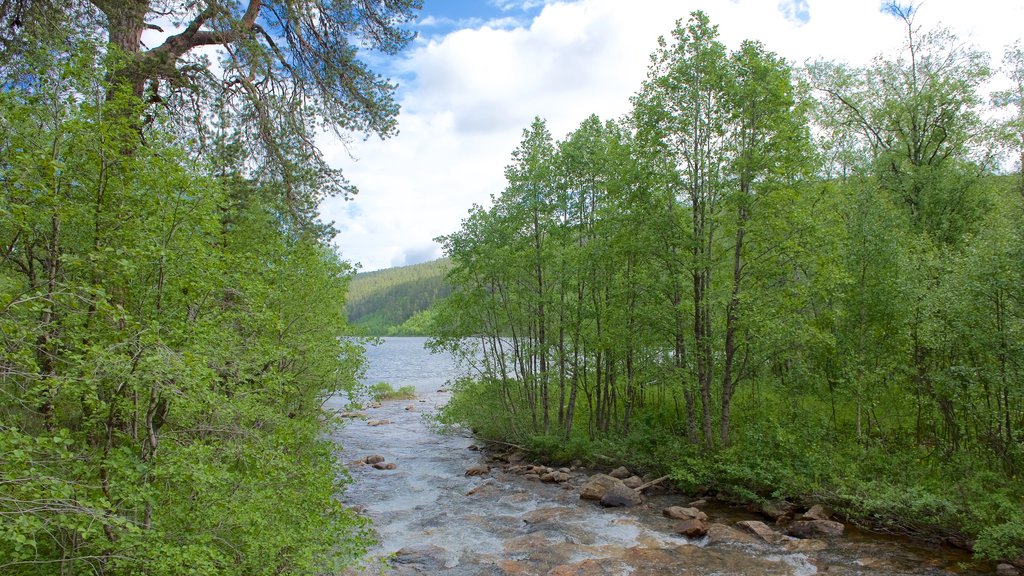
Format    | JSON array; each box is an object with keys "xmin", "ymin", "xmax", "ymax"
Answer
[
  {"xmin": 579, "ymin": 474, "xmax": 623, "ymax": 501},
  {"xmin": 363, "ymin": 454, "xmax": 386, "ymax": 465},
  {"xmin": 609, "ymin": 466, "xmax": 632, "ymax": 479},
  {"xmin": 997, "ymin": 564, "xmax": 1021, "ymax": 576},
  {"xmin": 467, "ymin": 480, "xmax": 499, "ymax": 497},
  {"xmin": 688, "ymin": 499, "xmax": 707, "ymax": 507},
  {"xmin": 787, "ymin": 519, "xmax": 845, "ymax": 539},
  {"xmin": 600, "ymin": 484, "xmax": 642, "ymax": 507},
  {"xmin": 372, "ymin": 462, "xmax": 396, "ymax": 470},
  {"xmin": 736, "ymin": 520, "xmax": 787, "ymax": 545},
  {"xmin": 541, "ymin": 471, "xmax": 571, "ymax": 483},
  {"xmin": 391, "ymin": 545, "xmax": 447, "ymax": 571},
  {"xmin": 801, "ymin": 504, "xmax": 832, "ymax": 521},
  {"xmin": 662, "ymin": 506, "xmax": 708, "ymax": 522},
  {"xmin": 760, "ymin": 499, "xmax": 796, "ymax": 522},
  {"xmin": 622, "ymin": 475, "xmax": 644, "ymax": 489},
  {"xmin": 705, "ymin": 523, "xmax": 758, "ymax": 545},
  {"xmin": 465, "ymin": 464, "xmax": 490, "ymax": 477},
  {"xmin": 522, "ymin": 473, "xmax": 541, "ymax": 482},
  {"xmin": 673, "ymin": 518, "xmax": 709, "ymax": 538}
]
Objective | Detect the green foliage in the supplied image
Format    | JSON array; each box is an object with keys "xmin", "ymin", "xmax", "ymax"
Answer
[
  {"xmin": 0, "ymin": 45, "xmax": 371, "ymax": 575},
  {"xmin": 367, "ymin": 382, "xmax": 416, "ymax": 401},
  {"xmin": 432, "ymin": 8, "xmax": 1024, "ymax": 564},
  {"xmin": 345, "ymin": 259, "xmax": 451, "ymax": 335}
]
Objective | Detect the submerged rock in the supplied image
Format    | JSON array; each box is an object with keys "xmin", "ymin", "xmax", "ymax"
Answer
[
  {"xmin": 391, "ymin": 544, "xmax": 448, "ymax": 571},
  {"xmin": 705, "ymin": 523, "xmax": 759, "ymax": 545},
  {"xmin": 372, "ymin": 461, "xmax": 396, "ymax": 470},
  {"xmin": 367, "ymin": 419, "xmax": 391, "ymax": 426}
]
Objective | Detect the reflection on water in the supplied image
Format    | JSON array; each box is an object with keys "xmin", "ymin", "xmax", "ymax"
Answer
[{"xmin": 325, "ymin": 337, "xmax": 987, "ymax": 575}]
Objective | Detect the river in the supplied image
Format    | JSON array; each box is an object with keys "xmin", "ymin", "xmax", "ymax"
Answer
[{"xmin": 324, "ymin": 337, "xmax": 987, "ymax": 575}]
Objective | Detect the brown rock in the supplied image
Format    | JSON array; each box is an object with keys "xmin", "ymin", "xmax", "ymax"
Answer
[
  {"xmin": 372, "ymin": 462, "xmax": 396, "ymax": 470},
  {"xmin": 736, "ymin": 520, "xmax": 787, "ymax": 544},
  {"xmin": 367, "ymin": 419, "xmax": 391, "ymax": 426},
  {"xmin": 609, "ymin": 466, "xmax": 632, "ymax": 479},
  {"xmin": 466, "ymin": 480, "xmax": 498, "ymax": 497},
  {"xmin": 760, "ymin": 499, "xmax": 796, "ymax": 522},
  {"xmin": 622, "ymin": 475, "xmax": 644, "ymax": 489},
  {"xmin": 688, "ymin": 499, "xmax": 707, "ymax": 507},
  {"xmin": 523, "ymin": 473, "xmax": 541, "ymax": 482},
  {"xmin": 673, "ymin": 518, "xmax": 709, "ymax": 538},
  {"xmin": 787, "ymin": 519, "xmax": 845, "ymax": 538},
  {"xmin": 662, "ymin": 506, "xmax": 708, "ymax": 522},
  {"xmin": 363, "ymin": 454, "xmax": 386, "ymax": 465},
  {"xmin": 541, "ymin": 471, "xmax": 571, "ymax": 483},
  {"xmin": 600, "ymin": 484, "xmax": 642, "ymax": 507},
  {"xmin": 579, "ymin": 474, "xmax": 623, "ymax": 501},
  {"xmin": 802, "ymin": 504, "xmax": 832, "ymax": 521},
  {"xmin": 783, "ymin": 538, "xmax": 827, "ymax": 553},
  {"xmin": 705, "ymin": 523, "xmax": 759, "ymax": 545},
  {"xmin": 404, "ymin": 404, "xmax": 415, "ymax": 411},
  {"xmin": 465, "ymin": 464, "xmax": 490, "ymax": 477}
]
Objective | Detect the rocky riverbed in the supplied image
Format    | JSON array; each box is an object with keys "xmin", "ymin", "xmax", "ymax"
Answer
[{"xmin": 326, "ymin": 388, "xmax": 996, "ymax": 576}]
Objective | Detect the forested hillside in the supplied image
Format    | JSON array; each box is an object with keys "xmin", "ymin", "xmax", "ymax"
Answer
[
  {"xmin": 431, "ymin": 8, "xmax": 1024, "ymax": 562},
  {"xmin": 346, "ymin": 259, "xmax": 452, "ymax": 335}
]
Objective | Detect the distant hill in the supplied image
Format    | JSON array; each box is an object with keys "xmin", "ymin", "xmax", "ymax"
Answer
[{"xmin": 345, "ymin": 258, "xmax": 452, "ymax": 335}]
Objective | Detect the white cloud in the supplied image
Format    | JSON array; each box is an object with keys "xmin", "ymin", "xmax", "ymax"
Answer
[{"xmin": 321, "ymin": 0, "xmax": 1024, "ymax": 271}]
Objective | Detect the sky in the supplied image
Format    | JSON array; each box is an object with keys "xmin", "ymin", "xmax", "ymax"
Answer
[{"xmin": 318, "ymin": 0, "xmax": 1024, "ymax": 272}]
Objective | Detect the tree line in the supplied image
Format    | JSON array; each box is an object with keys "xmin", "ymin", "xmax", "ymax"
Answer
[
  {"xmin": 431, "ymin": 8, "xmax": 1024, "ymax": 560},
  {"xmin": 346, "ymin": 259, "xmax": 451, "ymax": 335},
  {"xmin": 0, "ymin": 0, "xmax": 419, "ymax": 573}
]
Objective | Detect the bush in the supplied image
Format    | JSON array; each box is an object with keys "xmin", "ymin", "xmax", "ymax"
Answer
[{"xmin": 368, "ymin": 382, "xmax": 416, "ymax": 401}]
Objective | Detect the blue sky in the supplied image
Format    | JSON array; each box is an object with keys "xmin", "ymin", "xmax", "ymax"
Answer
[{"xmin": 320, "ymin": 0, "xmax": 1023, "ymax": 272}]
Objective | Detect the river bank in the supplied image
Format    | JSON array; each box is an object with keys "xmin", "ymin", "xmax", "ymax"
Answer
[{"xmin": 328, "ymin": 390, "xmax": 999, "ymax": 575}]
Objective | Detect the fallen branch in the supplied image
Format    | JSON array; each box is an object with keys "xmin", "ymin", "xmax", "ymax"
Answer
[{"xmin": 636, "ymin": 475, "xmax": 670, "ymax": 491}]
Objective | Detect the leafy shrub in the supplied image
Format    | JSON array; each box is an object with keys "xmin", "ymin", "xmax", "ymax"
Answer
[{"xmin": 368, "ymin": 382, "xmax": 416, "ymax": 401}]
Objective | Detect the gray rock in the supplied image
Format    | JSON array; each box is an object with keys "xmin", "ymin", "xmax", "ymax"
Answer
[
  {"xmin": 600, "ymin": 484, "xmax": 642, "ymax": 507},
  {"xmin": 391, "ymin": 545, "xmax": 447, "ymax": 571},
  {"xmin": 997, "ymin": 564, "xmax": 1021, "ymax": 576}
]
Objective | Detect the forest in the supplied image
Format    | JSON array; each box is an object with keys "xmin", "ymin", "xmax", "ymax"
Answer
[
  {"xmin": 0, "ymin": 0, "xmax": 419, "ymax": 573},
  {"xmin": 345, "ymin": 259, "xmax": 451, "ymax": 335},
  {"xmin": 430, "ymin": 8, "xmax": 1024, "ymax": 560}
]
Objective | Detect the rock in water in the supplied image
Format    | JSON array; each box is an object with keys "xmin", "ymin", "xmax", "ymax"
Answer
[
  {"xmin": 787, "ymin": 519, "xmax": 845, "ymax": 538},
  {"xmin": 736, "ymin": 520, "xmax": 787, "ymax": 544},
  {"xmin": 600, "ymin": 484, "xmax": 642, "ymax": 507},
  {"xmin": 609, "ymin": 466, "xmax": 631, "ymax": 479},
  {"xmin": 580, "ymin": 474, "xmax": 623, "ymax": 501},
  {"xmin": 465, "ymin": 464, "xmax": 490, "ymax": 477},
  {"xmin": 363, "ymin": 454, "xmax": 385, "ymax": 465},
  {"xmin": 674, "ymin": 518, "xmax": 709, "ymax": 538},
  {"xmin": 541, "ymin": 471, "xmax": 570, "ymax": 483},
  {"xmin": 391, "ymin": 545, "xmax": 448, "ymax": 571},
  {"xmin": 622, "ymin": 475, "xmax": 644, "ymax": 489},
  {"xmin": 802, "ymin": 504, "xmax": 832, "ymax": 521},
  {"xmin": 372, "ymin": 462, "xmax": 396, "ymax": 470},
  {"xmin": 662, "ymin": 506, "xmax": 708, "ymax": 522}
]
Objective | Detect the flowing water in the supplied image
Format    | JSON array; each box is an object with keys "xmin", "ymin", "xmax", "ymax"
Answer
[{"xmin": 324, "ymin": 337, "xmax": 989, "ymax": 575}]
